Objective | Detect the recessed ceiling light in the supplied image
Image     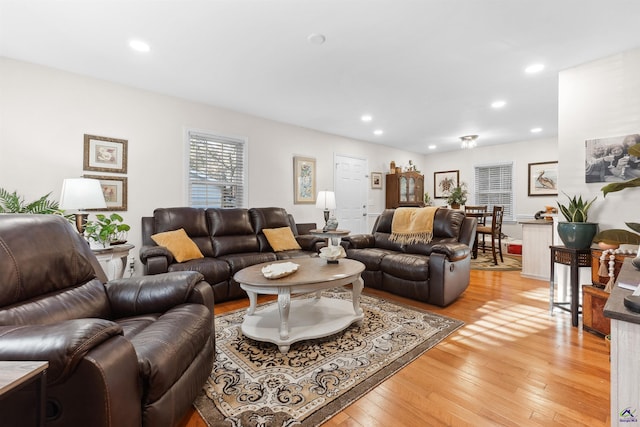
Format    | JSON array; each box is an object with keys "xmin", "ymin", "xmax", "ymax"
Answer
[
  {"xmin": 525, "ymin": 63, "xmax": 544, "ymax": 74},
  {"xmin": 307, "ymin": 33, "xmax": 326, "ymax": 45},
  {"xmin": 428, "ymin": 145, "xmax": 436, "ymax": 150},
  {"xmin": 373, "ymin": 129, "xmax": 383, "ymax": 136},
  {"xmin": 361, "ymin": 115, "xmax": 372, "ymax": 122},
  {"xmin": 530, "ymin": 127, "xmax": 543, "ymax": 133},
  {"xmin": 491, "ymin": 100, "xmax": 506, "ymax": 108},
  {"xmin": 129, "ymin": 40, "xmax": 151, "ymax": 52}
]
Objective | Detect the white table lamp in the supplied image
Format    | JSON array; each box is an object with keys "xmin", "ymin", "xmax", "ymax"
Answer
[{"xmin": 60, "ymin": 178, "xmax": 107, "ymax": 233}]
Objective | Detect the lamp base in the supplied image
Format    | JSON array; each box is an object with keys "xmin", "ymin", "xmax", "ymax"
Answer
[{"xmin": 74, "ymin": 212, "xmax": 89, "ymax": 234}]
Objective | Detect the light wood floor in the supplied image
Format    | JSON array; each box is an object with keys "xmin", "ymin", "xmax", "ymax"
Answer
[{"xmin": 178, "ymin": 269, "xmax": 610, "ymax": 427}]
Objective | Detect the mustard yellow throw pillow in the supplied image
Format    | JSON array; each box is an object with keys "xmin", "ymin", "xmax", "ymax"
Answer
[
  {"xmin": 151, "ymin": 228, "xmax": 204, "ymax": 262},
  {"xmin": 263, "ymin": 227, "xmax": 301, "ymax": 252}
]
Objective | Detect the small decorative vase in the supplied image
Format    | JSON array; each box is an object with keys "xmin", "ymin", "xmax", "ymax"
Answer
[
  {"xmin": 450, "ymin": 203, "xmax": 460, "ymax": 210},
  {"xmin": 326, "ymin": 216, "xmax": 339, "ymax": 231},
  {"xmin": 557, "ymin": 222, "xmax": 598, "ymax": 250}
]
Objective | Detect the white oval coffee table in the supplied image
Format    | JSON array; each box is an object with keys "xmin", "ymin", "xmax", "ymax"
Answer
[{"xmin": 234, "ymin": 257, "xmax": 365, "ymax": 353}]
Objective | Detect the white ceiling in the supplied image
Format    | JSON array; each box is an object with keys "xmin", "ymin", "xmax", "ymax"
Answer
[{"xmin": 1, "ymin": 0, "xmax": 640, "ymax": 154}]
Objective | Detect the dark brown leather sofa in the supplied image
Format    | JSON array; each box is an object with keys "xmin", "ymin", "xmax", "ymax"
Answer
[
  {"xmin": 342, "ymin": 208, "xmax": 476, "ymax": 306},
  {"xmin": 140, "ymin": 207, "xmax": 321, "ymax": 303},
  {"xmin": 0, "ymin": 214, "xmax": 215, "ymax": 427}
]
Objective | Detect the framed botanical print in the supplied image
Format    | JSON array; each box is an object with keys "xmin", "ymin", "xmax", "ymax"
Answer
[
  {"xmin": 293, "ymin": 156, "xmax": 316, "ymax": 204},
  {"xmin": 83, "ymin": 134, "xmax": 128, "ymax": 173},
  {"xmin": 84, "ymin": 175, "xmax": 128, "ymax": 211}
]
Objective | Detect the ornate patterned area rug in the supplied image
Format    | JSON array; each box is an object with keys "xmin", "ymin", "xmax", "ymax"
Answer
[
  {"xmin": 471, "ymin": 251, "xmax": 522, "ymax": 271},
  {"xmin": 194, "ymin": 288, "xmax": 463, "ymax": 427}
]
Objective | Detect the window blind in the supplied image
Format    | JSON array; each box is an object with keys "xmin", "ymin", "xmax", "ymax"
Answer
[
  {"xmin": 474, "ymin": 163, "xmax": 513, "ymax": 220},
  {"xmin": 188, "ymin": 131, "xmax": 246, "ymax": 208}
]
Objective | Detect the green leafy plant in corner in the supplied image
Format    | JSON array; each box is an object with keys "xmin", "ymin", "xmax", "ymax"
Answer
[
  {"xmin": 0, "ymin": 187, "xmax": 70, "ymax": 218},
  {"xmin": 594, "ymin": 141, "xmax": 640, "ymax": 246},
  {"xmin": 84, "ymin": 213, "xmax": 131, "ymax": 247},
  {"xmin": 557, "ymin": 192, "xmax": 597, "ymax": 223}
]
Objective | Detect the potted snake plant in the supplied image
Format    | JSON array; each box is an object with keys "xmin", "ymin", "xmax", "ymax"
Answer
[{"xmin": 556, "ymin": 192, "xmax": 598, "ymax": 250}]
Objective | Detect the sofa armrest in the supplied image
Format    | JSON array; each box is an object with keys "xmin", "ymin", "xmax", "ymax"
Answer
[
  {"xmin": 139, "ymin": 244, "xmax": 172, "ymax": 274},
  {"xmin": 0, "ymin": 319, "xmax": 123, "ymax": 385},
  {"xmin": 342, "ymin": 234, "xmax": 375, "ymax": 249},
  {"xmin": 430, "ymin": 242, "xmax": 471, "ymax": 262},
  {"xmin": 295, "ymin": 235, "xmax": 323, "ymax": 251},
  {"xmin": 105, "ymin": 271, "xmax": 208, "ymax": 318}
]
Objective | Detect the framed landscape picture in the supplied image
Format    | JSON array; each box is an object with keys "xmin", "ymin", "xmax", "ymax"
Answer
[
  {"xmin": 434, "ymin": 170, "xmax": 459, "ymax": 198},
  {"xmin": 293, "ymin": 156, "xmax": 316, "ymax": 204},
  {"xmin": 84, "ymin": 175, "xmax": 128, "ymax": 211},
  {"xmin": 528, "ymin": 161, "xmax": 558, "ymax": 196},
  {"xmin": 83, "ymin": 134, "xmax": 128, "ymax": 173}
]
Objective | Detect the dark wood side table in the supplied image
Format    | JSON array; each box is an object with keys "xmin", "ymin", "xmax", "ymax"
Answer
[
  {"xmin": 0, "ymin": 361, "xmax": 48, "ymax": 427},
  {"xmin": 549, "ymin": 245, "xmax": 592, "ymax": 327}
]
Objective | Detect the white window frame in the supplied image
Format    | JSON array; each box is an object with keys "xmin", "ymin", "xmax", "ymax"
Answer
[
  {"xmin": 185, "ymin": 128, "xmax": 248, "ymax": 208},
  {"xmin": 473, "ymin": 162, "xmax": 514, "ymax": 221}
]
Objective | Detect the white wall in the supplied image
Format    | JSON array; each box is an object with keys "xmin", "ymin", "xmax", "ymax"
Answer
[
  {"xmin": 422, "ymin": 137, "xmax": 559, "ymax": 239},
  {"xmin": 0, "ymin": 58, "xmax": 423, "ymax": 269},
  {"xmin": 558, "ymin": 47, "xmax": 640, "ymax": 239}
]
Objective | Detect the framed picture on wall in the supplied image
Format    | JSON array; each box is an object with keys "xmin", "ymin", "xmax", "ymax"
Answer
[
  {"xmin": 371, "ymin": 172, "xmax": 382, "ymax": 189},
  {"xmin": 84, "ymin": 175, "xmax": 128, "ymax": 211},
  {"xmin": 293, "ymin": 156, "xmax": 316, "ymax": 204},
  {"xmin": 434, "ymin": 170, "xmax": 459, "ymax": 198},
  {"xmin": 83, "ymin": 134, "xmax": 128, "ymax": 173},
  {"xmin": 528, "ymin": 161, "xmax": 558, "ymax": 196}
]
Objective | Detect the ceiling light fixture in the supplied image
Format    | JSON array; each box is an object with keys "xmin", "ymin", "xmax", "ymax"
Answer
[
  {"xmin": 373, "ymin": 129, "xmax": 383, "ymax": 136},
  {"xmin": 491, "ymin": 100, "xmax": 506, "ymax": 108},
  {"xmin": 307, "ymin": 33, "xmax": 326, "ymax": 45},
  {"xmin": 460, "ymin": 134, "xmax": 478, "ymax": 149},
  {"xmin": 428, "ymin": 145, "xmax": 436, "ymax": 150},
  {"xmin": 361, "ymin": 115, "xmax": 372, "ymax": 122},
  {"xmin": 129, "ymin": 39, "xmax": 151, "ymax": 52},
  {"xmin": 525, "ymin": 63, "xmax": 544, "ymax": 74},
  {"xmin": 530, "ymin": 127, "xmax": 543, "ymax": 133}
]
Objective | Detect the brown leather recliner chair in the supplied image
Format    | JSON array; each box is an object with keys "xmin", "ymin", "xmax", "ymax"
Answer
[{"xmin": 0, "ymin": 214, "xmax": 215, "ymax": 427}]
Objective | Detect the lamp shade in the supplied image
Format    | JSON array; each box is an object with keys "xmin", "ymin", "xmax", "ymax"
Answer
[
  {"xmin": 316, "ymin": 191, "xmax": 336, "ymax": 210},
  {"xmin": 59, "ymin": 178, "xmax": 107, "ymax": 210}
]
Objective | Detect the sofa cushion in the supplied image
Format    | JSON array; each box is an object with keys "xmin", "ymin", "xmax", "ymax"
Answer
[
  {"xmin": 167, "ymin": 257, "xmax": 231, "ymax": 286},
  {"xmin": 154, "ymin": 207, "xmax": 214, "ymax": 257},
  {"xmin": 151, "ymin": 228, "xmax": 204, "ymax": 262},
  {"xmin": 207, "ymin": 208, "xmax": 260, "ymax": 256},
  {"xmin": 263, "ymin": 227, "xmax": 302, "ymax": 251},
  {"xmin": 380, "ymin": 253, "xmax": 430, "ymax": 281},
  {"xmin": 346, "ymin": 248, "xmax": 397, "ymax": 271}
]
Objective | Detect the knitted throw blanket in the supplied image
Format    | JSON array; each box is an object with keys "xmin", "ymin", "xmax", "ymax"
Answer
[{"xmin": 389, "ymin": 207, "xmax": 438, "ymax": 244}]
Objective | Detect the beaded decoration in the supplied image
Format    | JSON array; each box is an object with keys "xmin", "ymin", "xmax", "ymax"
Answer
[{"xmin": 600, "ymin": 248, "xmax": 639, "ymax": 292}]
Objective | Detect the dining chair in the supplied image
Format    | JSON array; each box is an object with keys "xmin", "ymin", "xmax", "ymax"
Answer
[
  {"xmin": 464, "ymin": 205, "xmax": 487, "ymax": 258},
  {"xmin": 476, "ymin": 205, "xmax": 504, "ymax": 265}
]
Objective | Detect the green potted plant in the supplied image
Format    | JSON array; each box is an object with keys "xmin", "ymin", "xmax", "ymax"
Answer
[
  {"xmin": 0, "ymin": 187, "xmax": 65, "ymax": 215},
  {"xmin": 84, "ymin": 213, "xmax": 130, "ymax": 249},
  {"xmin": 446, "ymin": 183, "xmax": 468, "ymax": 209},
  {"xmin": 556, "ymin": 192, "xmax": 598, "ymax": 249}
]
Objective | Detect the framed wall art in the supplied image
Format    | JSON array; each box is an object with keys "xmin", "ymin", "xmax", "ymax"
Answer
[
  {"xmin": 585, "ymin": 133, "xmax": 640, "ymax": 183},
  {"xmin": 371, "ymin": 172, "xmax": 383, "ymax": 189},
  {"xmin": 83, "ymin": 134, "xmax": 128, "ymax": 173},
  {"xmin": 84, "ymin": 175, "xmax": 128, "ymax": 211},
  {"xmin": 293, "ymin": 156, "xmax": 316, "ymax": 204},
  {"xmin": 434, "ymin": 170, "xmax": 459, "ymax": 198},
  {"xmin": 528, "ymin": 161, "xmax": 558, "ymax": 196}
]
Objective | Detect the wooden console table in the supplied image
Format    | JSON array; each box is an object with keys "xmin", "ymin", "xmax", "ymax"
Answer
[{"xmin": 549, "ymin": 245, "xmax": 592, "ymax": 327}]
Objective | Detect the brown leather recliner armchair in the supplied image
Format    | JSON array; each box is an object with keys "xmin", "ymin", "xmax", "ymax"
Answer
[{"xmin": 0, "ymin": 214, "xmax": 215, "ymax": 427}]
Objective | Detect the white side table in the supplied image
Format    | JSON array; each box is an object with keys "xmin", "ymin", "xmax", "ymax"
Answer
[{"xmin": 92, "ymin": 244, "xmax": 134, "ymax": 280}]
